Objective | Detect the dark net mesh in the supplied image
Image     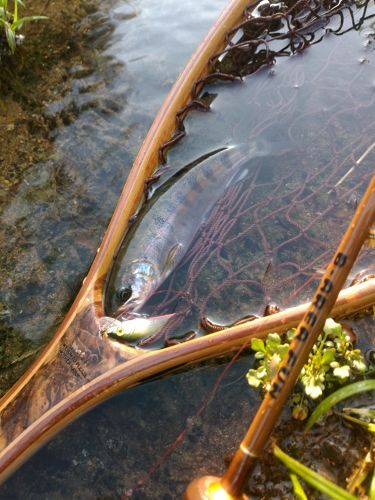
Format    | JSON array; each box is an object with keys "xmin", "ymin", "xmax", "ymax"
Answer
[
  {"xmin": 108, "ymin": 0, "xmax": 375, "ymax": 348},
  {"xmin": 158, "ymin": 0, "xmax": 375, "ymax": 160}
]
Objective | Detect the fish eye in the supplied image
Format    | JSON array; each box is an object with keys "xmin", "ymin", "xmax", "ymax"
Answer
[{"xmin": 117, "ymin": 286, "xmax": 132, "ymax": 302}]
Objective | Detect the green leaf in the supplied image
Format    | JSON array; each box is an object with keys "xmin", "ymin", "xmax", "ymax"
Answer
[
  {"xmin": 336, "ymin": 412, "xmax": 375, "ymax": 434},
  {"xmin": 274, "ymin": 445, "xmax": 357, "ymax": 500},
  {"xmin": 278, "ymin": 344, "xmax": 289, "ymax": 358},
  {"xmin": 266, "ymin": 333, "xmax": 281, "ymax": 352},
  {"xmin": 268, "ymin": 333, "xmax": 281, "ymax": 344},
  {"xmin": 370, "ymin": 463, "xmax": 375, "ymax": 500},
  {"xmin": 343, "ymin": 407, "xmax": 375, "ymax": 421},
  {"xmin": 11, "ymin": 15, "xmax": 48, "ymax": 31},
  {"xmin": 1, "ymin": 19, "xmax": 15, "ymax": 52},
  {"xmin": 286, "ymin": 328, "xmax": 295, "ymax": 341},
  {"xmin": 306, "ymin": 379, "xmax": 375, "ymax": 430},
  {"xmin": 251, "ymin": 338, "xmax": 265, "ymax": 353},
  {"xmin": 290, "ymin": 473, "xmax": 308, "ymax": 500},
  {"xmin": 321, "ymin": 348, "xmax": 336, "ymax": 365}
]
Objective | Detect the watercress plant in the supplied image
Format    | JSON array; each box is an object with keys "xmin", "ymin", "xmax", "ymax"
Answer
[{"xmin": 247, "ymin": 318, "xmax": 368, "ymax": 419}]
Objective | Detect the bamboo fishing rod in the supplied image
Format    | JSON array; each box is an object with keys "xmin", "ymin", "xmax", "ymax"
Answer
[{"xmin": 185, "ymin": 174, "xmax": 375, "ymax": 500}]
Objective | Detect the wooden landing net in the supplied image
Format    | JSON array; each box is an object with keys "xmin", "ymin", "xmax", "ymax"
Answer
[{"xmin": 0, "ymin": 0, "xmax": 373, "ymax": 485}]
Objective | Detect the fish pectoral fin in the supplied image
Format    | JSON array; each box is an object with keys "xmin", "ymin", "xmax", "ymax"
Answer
[{"xmin": 162, "ymin": 243, "xmax": 183, "ymax": 274}]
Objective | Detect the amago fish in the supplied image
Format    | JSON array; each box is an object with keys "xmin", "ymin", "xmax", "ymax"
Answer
[{"xmin": 112, "ymin": 140, "xmax": 280, "ymax": 319}]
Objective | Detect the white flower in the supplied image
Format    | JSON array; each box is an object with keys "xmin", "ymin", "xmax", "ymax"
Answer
[
  {"xmin": 247, "ymin": 375, "xmax": 261, "ymax": 387},
  {"xmin": 333, "ymin": 365, "xmax": 350, "ymax": 379},
  {"xmin": 246, "ymin": 370, "xmax": 261, "ymax": 387},
  {"xmin": 324, "ymin": 318, "xmax": 342, "ymax": 337},
  {"xmin": 351, "ymin": 359, "xmax": 366, "ymax": 372},
  {"xmin": 257, "ymin": 367, "xmax": 267, "ymax": 379},
  {"xmin": 304, "ymin": 380, "xmax": 323, "ymax": 399}
]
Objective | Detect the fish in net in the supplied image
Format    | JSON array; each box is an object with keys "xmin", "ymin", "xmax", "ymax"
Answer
[{"xmin": 106, "ymin": 0, "xmax": 375, "ymax": 348}]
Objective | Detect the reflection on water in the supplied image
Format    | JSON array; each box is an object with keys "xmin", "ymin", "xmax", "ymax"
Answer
[{"xmin": 0, "ymin": 0, "xmax": 228, "ymax": 391}]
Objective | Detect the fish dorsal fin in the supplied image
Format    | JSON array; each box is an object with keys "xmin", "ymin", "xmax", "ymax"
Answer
[{"xmin": 162, "ymin": 243, "xmax": 183, "ymax": 274}]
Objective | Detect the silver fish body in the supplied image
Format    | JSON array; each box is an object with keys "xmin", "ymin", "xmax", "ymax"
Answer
[{"xmin": 113, "ymin": 141, "xmax": 281, "ymax": 315}]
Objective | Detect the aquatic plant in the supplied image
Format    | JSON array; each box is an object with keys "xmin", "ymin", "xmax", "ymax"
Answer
[
  {"xmin": 289, "ymin": 473, "xmax": 308, "ymax": 500},
  {"xmin": 274, "ymin": 445, "xmax": 357, "ymax": 500},
  {"xmin": 306, "ymin": 379, "xmax": 375, "ymax": 429},
  {"xmin": 274, "ymin": 382, "xmax": 375, "ymax": 498},
  {"xmin": 246, "ymin": 331, "xmax": 294, "ymax": 391},
  {"xmin": 0, "ymin": 0, "xmax": 47, "ymax": 53},
  {"xmin": 246, "ymin": 319, "xmax": 368, "ymax": 419}
]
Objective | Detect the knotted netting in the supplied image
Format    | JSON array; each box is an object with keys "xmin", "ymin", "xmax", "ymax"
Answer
[{"xmin": 108, "ymin": 0, "xmax": 375, "ymax": 347}]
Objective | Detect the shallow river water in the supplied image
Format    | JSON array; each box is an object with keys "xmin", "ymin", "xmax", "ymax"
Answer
[{"xmin": 0, "ymin": 0, "xmax": 374, "ymax": 498}]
